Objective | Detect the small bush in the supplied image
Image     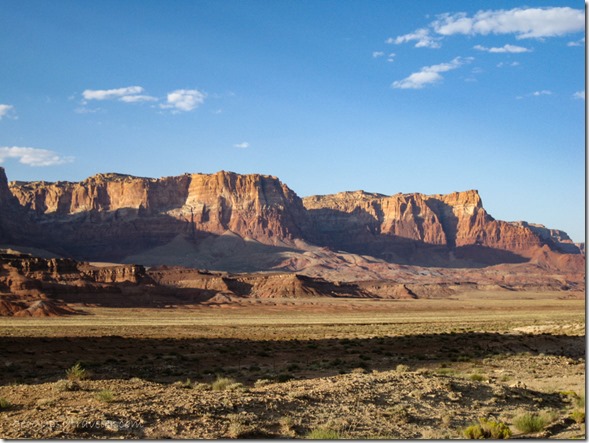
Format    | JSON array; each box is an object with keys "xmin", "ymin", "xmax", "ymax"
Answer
[
  {"xmin": 463, "ymin": 418, "xmax": 512, "ymax": 439},
  {"xmin": 306, "ymin": 427, "xmax": 341, "ymax": 439},
  {"xmin": 95, "ymin": 389, "xmax": 114, "ymax": 403},
  {"xmin": 396, "ymin": 364, "xmax": 410, "ymax": 373},
  {"xmin": 0, "ymin": 398, "xmax": 11, "ymax": 410},
  {"xmin": 66, "ymin": 363, "xmax": 88, "ymax": 381},
  {"xmin": 571, "ymin": 409, "xmax": 585, "ymax": 424},
  {"xmin": 174, "ymin": 378, "xmax": 193, "ymax": 389},
  {"xmin": 469, "ymin": 373, "xmax": 486, "ymax": 382},
  {"xmin": 513, "ymin": 412, "xmax": 547, "ymax": 433},
  {"xmin": 254, "ymin": 378, "xmax": 272, "ymax": 387},
  {"xmin": 211, "ymin": 376, "xmax": 235, "ymax": 391}
]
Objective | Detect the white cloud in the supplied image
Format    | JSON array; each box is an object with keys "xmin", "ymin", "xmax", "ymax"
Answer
[
  {"xmin": 532, "ymin": 90, "xmax": 552, "ymax": 96},
  {"xmin": 0, "ymin": 104, "xmax": 15, "ymax": 120},
  {"xmin": 372, "ymin": 51, "xmax": 385, "ymax": 58},
  {"xmin": 160, "ymin": 89, "xmax": 206, "ymax": 112},
  {"xmin": 567, "ymin": 37, "xmax": 585, "ymax": 47},
  {"xmin": 387, "ymin": 28, "xmax": 441, "ymax": 48},
  {"xmin": 392, "ymin": 57, "xmax": 472, "ymax": 89},
  {"xmin": 497, "ymin": 61, "xmax": 520, "ymax": 67},
  {"xmin": 82, "ymin": 86, "xmax": 145, "ymax": 101},
  {"xmin": 119, "ymin": 94, "xmax": 158, "ymax": 103},
  {"xmin": 233, "ymin": 142, "xmax": 250, "ymax": 149},
  {"xmin": 573, "ymin": 91, "xmax": 585, "ymax": 100},
  {"xmin": 0, "ymin": 147, "xmax": 74, "ymax": 167},
  {"xmin": 432, "ymin": 7, "xmax": 584, "ymax": 39},
  {"xmin": 387, "ymin": 53, "xmax": 396, "ymax": 62},
  {"xmin": 474, "ymin": 44, "xmax": 531, "ymax": 53}
]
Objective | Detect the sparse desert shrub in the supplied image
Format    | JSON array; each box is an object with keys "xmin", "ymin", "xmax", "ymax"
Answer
[
  {"xmin": 211, "ymin": 376, "xmax": 236, "ymax": 391},
  {"xmin": 0, "ymin": 397, "xmax": 11, "ymax": 411},
  {"xmin": 95, "ymin": 389, "xmax": 114, "ymax": 403},
  {"xmin": 211, "ymin": 376, "xmax": 243, "ymax": 392},
  {"xmin": 513, "ymin": 412, "xmax": 547, "ymax": 433},
  {"xmin": 254, "ymin": 378, "xmax": 272, "ymax": 387},
  {"xmin": 516, "ymin": 411, "xmax": 549, "ymax": 432},
  {"xmin": 174, "ymin": 378, "xmax": 193, "ymax": 389},
  {"xmin": 571, "ymin": 410, "xmax": 585, "ymax": 425},
  {"xmin": 54, "ymin": 379, "xmax": 81, "ymax": 392},
  {"xmin": 351, "ymin": 367, "xmax": 366, "ymax": 374},
  {"xmin": 463, "ymin": 418, "xmax": 512, "ymax": 439},
  {"xmin": 469, "ymin": 373, "xmax": 486, "ymax": 382},
  {"xmin": 395, "ymin": 364, "xmax": 410, "ymax": 373},
  {"xmin": 306, "ymin": 427, "xmax": 341, "ymax": 439},
  {"xmin": 66, "ymin": 362, "xmax": 88, "ymax": 381}
]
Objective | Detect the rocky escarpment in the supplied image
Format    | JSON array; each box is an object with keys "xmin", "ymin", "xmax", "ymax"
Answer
[
  {"xmin": 301, "ymin": 190, "xmax": 567, "ymax": 266},
  {"xmin": 1, "ymin": 167, "xmax": 583, "ymax": 271},
  {"xmin": 8, "ymin": 170, "xmax": 308, "ymax": 261}
]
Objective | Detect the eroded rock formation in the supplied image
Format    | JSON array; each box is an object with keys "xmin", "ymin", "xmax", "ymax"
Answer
[{"xmin": 0, "ymin": 167, "xmax": 582, "ymax": 272}]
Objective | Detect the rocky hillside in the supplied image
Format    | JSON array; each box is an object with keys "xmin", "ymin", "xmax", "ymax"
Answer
[{"xmin": 0, "ymin": 167, "xmax": 582, "ymax": 272}]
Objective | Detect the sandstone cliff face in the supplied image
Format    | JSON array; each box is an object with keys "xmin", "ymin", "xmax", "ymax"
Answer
[
  {"xmin": 8, "ymin": 171, "xmax": 308, "ymax": 261},
  {"xmin": 2, "ymin": 168, "xmax": 582, "ymax": 270},
  {"xmin": 302, "ymin": 189, "xmax": 553, "ymax": 262}
]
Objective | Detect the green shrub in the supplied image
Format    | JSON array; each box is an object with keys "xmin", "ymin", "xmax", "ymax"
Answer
[
  {"xmin": 469, "ymin": 373, "xmax": 486, "ymax": 382},
  {"xmin": 463, "ymin": 418, "xmax": 512, "ymax": 439},
  {"xmin": 306, "ymin": 427, "xmax": 341, "ymax": 439},
  {"xmin": 513, "ymin": 412, "xmax": 547, "ymax": 433},
  {"xmin": 95, "ymin": 389, "xmax": 114, "ymax": 403},
  {"xmin": 66, "ymin": 362, "xmax": 88, "ymax": 381},
  {"xmin": 571, "ymin": 409, "xmax": 585, "ymax": 424},
  {"xmin": 0, "ymin": 398, "xmax": 11, "ymax": 410}
]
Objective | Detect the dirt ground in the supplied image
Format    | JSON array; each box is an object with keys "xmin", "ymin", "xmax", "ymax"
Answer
[{"xmin": 0, "ymin": 292, "xmax": 585, "ymax": 439}]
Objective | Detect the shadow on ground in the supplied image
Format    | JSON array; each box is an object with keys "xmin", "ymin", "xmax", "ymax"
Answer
[{"xmin": 1, "ymin": 332, "xmax": 583, "ymax": 386}]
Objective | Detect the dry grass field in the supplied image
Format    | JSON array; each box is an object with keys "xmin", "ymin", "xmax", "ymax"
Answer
[{"xmin": 0, "ymin": 291, "xmax": 585, "ymax": 439}]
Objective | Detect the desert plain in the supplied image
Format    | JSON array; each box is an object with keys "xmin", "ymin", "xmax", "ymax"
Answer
[{"xmin": 0, "ymin": 289, "xmax": 584, "ymax": 439}]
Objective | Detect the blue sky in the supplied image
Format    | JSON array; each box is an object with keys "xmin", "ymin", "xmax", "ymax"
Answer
[{"xmin": 0, "ymin": 0, "xmax": 585, "ymax": 241}]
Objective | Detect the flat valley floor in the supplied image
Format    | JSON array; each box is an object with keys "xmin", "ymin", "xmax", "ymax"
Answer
[{"xmin": 0, "ymin": 291, "xmax": 585, "ymax": 439}]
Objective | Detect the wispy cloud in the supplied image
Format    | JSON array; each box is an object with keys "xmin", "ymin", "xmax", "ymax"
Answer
[
  {"xmin": 372, "ymin": 51, "xmax": 385, "ymax": 58},
  {"xmin": 432, "ymin": 7, "xmax": 584, "ymax": 39},
  {"xmin": 160, "ymin": 89, "xmax": 206, "ymax": 112},
  {"xmin": 392, "ymin": 57, "xmax": 473, "ymax": 89},
  {"xmin": 567, "ymin": 37, "xmax": 585, "ymax": 47},
  {"xmin": 0, "ymin": 147, "xmax": 74, "ymax": 167},
  {"xmin": 233, "ymin": 142, "xmax": 250, "ymax": 149},
  {"xmin": 516, "ymin": 90, "xmax": 553, "ymax": 99},
  {"xmin": 497, "ymin": 61, "xmax": 520, "ymax": 68},
  {"xmin": 82, "ymin": 86, "xmax": 149, "ymax": 102},
  {"xmin": 119, "ymin": 95, "xmax": 158, "ymax": 103},
  {"xmin": 393, "ymin": 7, "xmax": 584, "ymax": 49},
  {"xmin": 0, "ymin": 104, "xmax": 16, "ymax": 120},
  {"xmin": 387, "ymin": 28, "xmax": 441, "ymax": 48},
  {"xmin": 573, "ymin": 91, "xmax": 585, "ymax": 100},
  {"xmin": 474, "ymin": 44, "xmax": 531, "ymax": 53}
]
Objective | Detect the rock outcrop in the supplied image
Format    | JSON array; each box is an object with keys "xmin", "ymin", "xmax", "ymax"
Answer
[{"xmin": 0, "ymin": 167, "xmax": 583, "ymax": 272}]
